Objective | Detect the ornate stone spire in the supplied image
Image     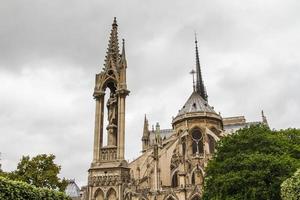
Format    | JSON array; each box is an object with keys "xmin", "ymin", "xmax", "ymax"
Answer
[
  {"xmin": 143, "ymin": 114, "xmax": 149, "ymax": 137},
  {"xmin": 104, "ymin": 17, "xmax": 120, "ymax": 69},
  {"xmin": 194, "ymin": 34, "xmax": 208, "ymax": 101},
  {"xmin": 142, "ymin": 114, "xmax": 150, "ymax": 152},
  {"xmin": 261, "ymin": 110, "xmax": 269, "ymax": 126}
]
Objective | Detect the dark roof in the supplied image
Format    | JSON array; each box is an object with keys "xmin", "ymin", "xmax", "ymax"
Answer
[{"xmin": 177, "ymin": 92, "xmax": 216, "ymax": 116}]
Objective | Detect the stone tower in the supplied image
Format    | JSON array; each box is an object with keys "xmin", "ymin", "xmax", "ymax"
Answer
[{"xmin": 87, "ymin": 18, "xmax": 130, "ymax": 200}]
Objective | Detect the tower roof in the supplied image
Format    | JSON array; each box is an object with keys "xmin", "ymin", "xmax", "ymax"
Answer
[{"xmin": 177, "ymin": 92, "xmax": 216, "ymax": 116}]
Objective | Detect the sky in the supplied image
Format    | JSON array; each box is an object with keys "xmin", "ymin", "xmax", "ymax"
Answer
[{"xmin": 0, "ymin": 0, "xmax": 299, "ymax": 187}]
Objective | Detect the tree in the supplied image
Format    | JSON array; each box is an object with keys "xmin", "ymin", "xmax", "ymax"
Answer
[
  {"xmin": 10, "ymin": 154, "xmax": 68, "ymax": 192},
  {"xmin": 203, "ymin": 125, "xmax": 300, "ymax": 200},
  {"xmin": 281, "ymin": 168, "xmax": 300, "ymax": 200}
]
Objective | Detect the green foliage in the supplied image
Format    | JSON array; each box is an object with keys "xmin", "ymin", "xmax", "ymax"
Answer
[
  {"xmin": 10, "ymin": 154, "xmax": 68, "ymax": 192},
  {"xmin": 203, "ymin": 125, "xmax": 300, "ymax": 200},
  {"xmin": 281, "ymin": 168, "xmax": 300, "ymax": 200},
  {"xmin": 0, "ymin": 176, "xmax": 71, "ymax": 200}
]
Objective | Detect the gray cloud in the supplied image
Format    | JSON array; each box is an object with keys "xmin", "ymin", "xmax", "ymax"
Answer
[{"xmin": 0, "ymin": 0, "xmax": 299, "ymax": 187}]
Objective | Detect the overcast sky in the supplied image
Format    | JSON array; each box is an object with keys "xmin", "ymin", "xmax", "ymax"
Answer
[{"xmin": 0, "ymin": 0, "xmax": 299, "ymax": 187}]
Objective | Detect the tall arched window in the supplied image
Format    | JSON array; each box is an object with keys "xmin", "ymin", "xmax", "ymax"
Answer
[
  {"xmin": 107, "ymin": 188, "xmax": 117, "ymax": 200},
  {"xmin": 191, "ymin": 129, "xmax": 203, "ymax": 155},
  {"xmin": 171, "ymin": 171, "xmax": 178, "ymax": 187},
  {"xmin": 95, "ymin": 189, "xmax": 104, "ymax": 200},
  {"xmin": 208, "ymin": 135, "xmax": 216, "ymax": 154}
]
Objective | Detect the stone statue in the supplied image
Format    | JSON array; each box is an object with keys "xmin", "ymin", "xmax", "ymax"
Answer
[{"xmin": 107, "ymin": 92, "xmax": 117, "ymax": 126}]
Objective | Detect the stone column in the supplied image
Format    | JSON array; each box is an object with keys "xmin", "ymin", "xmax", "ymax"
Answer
[
  {"xmin": 93, "ymin": 92, "xmax": 104, "ymax": 163},
  {"xmin": 116, "ymin": 89, "xmax": 129, "ymax": 160}
]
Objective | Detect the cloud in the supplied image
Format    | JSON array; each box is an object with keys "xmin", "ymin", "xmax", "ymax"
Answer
[{"xmin": 0, "ymin": 0, "xmax": 299, "ymax": 187}]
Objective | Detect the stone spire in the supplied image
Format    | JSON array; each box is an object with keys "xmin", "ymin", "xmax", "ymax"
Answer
[
  {"xmin": 194, "ymin": 34, "xmax": 208, "ymax": 101},
  {"xmin": 120, "ymin": 39, "xmax": 127, "ymax": 67},
  {"xmin": 104, "ymin": 17, "xmax": 120, "ymax": 69},
  {"xmin": 143, "ymin": 115, "xmax": 149, "ymax": 137},
  {"xmin": 142, "ymin": 115, "xmax": 150, "ymax": 152},
  {"xmin": 261, "ymin": 110, "xmax": 269, "ymax": 126}
]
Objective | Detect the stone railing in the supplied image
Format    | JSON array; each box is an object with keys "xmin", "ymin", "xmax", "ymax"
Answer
[{"xmin": 100, "ymin": 146, "xmax": 117, "ymax": 161}]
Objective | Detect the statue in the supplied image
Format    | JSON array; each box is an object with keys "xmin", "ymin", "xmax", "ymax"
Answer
[{"xmin": 107, "ymin": 92, "xmax": 117, "ymax": 126}]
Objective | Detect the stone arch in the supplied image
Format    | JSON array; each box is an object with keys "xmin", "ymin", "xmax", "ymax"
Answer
[
  {"xmin": 206, "ymin": 127, "xmax": 220, "ymax": 141},
  {"xmin": 163, "ymin": 193, "xmax": 179, "ymax": 200},
  {"xmin": 190, "ymin": 166, "xmax": 204, "ymax": 185},
  {"xmin": 94, "ymin": 188, "xmax": 104, "ymax": 200},
  {"xmin": 106, "ymin": 187, "xmax": 117, "ymax": 200},
  {"xmin": 190, "ymin": 194, "xmax": 201, "ymax": 200},
  {"xmin": 101, "ymin": 77, "xmax": 118, "ymax": 92}
]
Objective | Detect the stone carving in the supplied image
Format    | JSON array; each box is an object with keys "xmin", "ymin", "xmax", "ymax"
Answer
[{"xmin": 107, "ymin": 92, "xmax": 117, "ymax": 126}]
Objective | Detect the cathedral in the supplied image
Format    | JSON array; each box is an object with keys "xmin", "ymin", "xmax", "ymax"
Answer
[{"xmin": 78, "ymin": 18, "xmax": 268, "ymax": 200}]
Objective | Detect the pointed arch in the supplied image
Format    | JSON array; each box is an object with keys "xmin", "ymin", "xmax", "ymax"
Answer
[
  {"xmin": 94, "ymin": 188, "xmax": 104, "ymax": 200},
  {"xmin": 101, "ymin": 78, "xmax": 117, "ymax": 93},
  {"xmin": 190, "ymin": 166, "xmax": 204, "ymax": 185},
  {"xmin": 163, "ymin": 193, "xmax": 178, "ymax": 200},
  {"xmin": 190, "ymin": 194, "xmax": 201, "ymax": 200},
  {"xmin": 106, "ymin": 187, "xmax": 117, "ymax": 200}
]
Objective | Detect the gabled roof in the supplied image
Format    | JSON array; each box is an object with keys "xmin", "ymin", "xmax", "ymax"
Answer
[{"xmin": 177, "ymin": 92, "xmax": 216, "ymax": 116}]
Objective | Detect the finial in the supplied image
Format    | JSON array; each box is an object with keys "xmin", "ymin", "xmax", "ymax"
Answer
[
  {"xmin": 113, "ymin": 17, "xmax": 117, "ymax": 26},
  {"xmin": 194, "ymin": 31, "xmax": 198, "ymax": 44},
  {"xmin": 121, "ymin": 38, "xmax": 126, "ymax": 57},
  {"xmin": 190, "ymin": 69, "xmax": 196, "ymax": 92}
]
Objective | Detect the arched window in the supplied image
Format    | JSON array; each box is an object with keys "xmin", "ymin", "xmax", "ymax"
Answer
[
  {"xmin": 94, "ymin": 189, "xmax": 104, "ymax": 200},
  {"xmin": 208, "ymin": 135, "xmax": 216, "ymax": 154},
  {"xmin": 191, "ymin": 168, "xmax": 203, "ymax": 185},
  {"xmin": 171, "ymin": 171, "xmax": 178, "ymax": 187},
  {"xmin": 191, "ymin": 129, "xmax": 203, "ymax": 155},
  {"xmin": 107, "ymin": 188, "xmax": 117, "ymax": 200}
]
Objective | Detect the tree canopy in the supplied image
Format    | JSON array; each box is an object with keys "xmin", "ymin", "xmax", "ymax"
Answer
[
  {"xmin": 281, "ymin": 168, "xmax": 300, "ymax": 200},
  {"xmin": 203, "ymin": 125, "xmax": 300, "ymax": 200},
  {"xmin": 4, "ymin": 154, "xmax": 68, "ymax": 192}
]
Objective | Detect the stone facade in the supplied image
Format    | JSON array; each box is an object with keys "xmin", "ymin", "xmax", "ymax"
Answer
[{"xmin": 82, "ymin": 18, "xmax": 268, "ymax": 200}]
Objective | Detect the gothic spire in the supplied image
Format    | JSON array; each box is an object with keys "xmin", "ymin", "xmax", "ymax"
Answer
[
  {"xmin": 104, "ymin": 17, "xmax": 120, "ymax": 69},
  {"xmin": 194, "ymin": 34, "xmax": 208, "ymax": 101},
  {"xmin": 120, "ymin": 39, "xmax": 127, "ymax": 68},
  {"xmin": 143, "ymin": 114, "xmax": 149, "ymax": 137},
  {"xmin": 261, "ymin": 110, "xmax": 269, "ymax": 126}
]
